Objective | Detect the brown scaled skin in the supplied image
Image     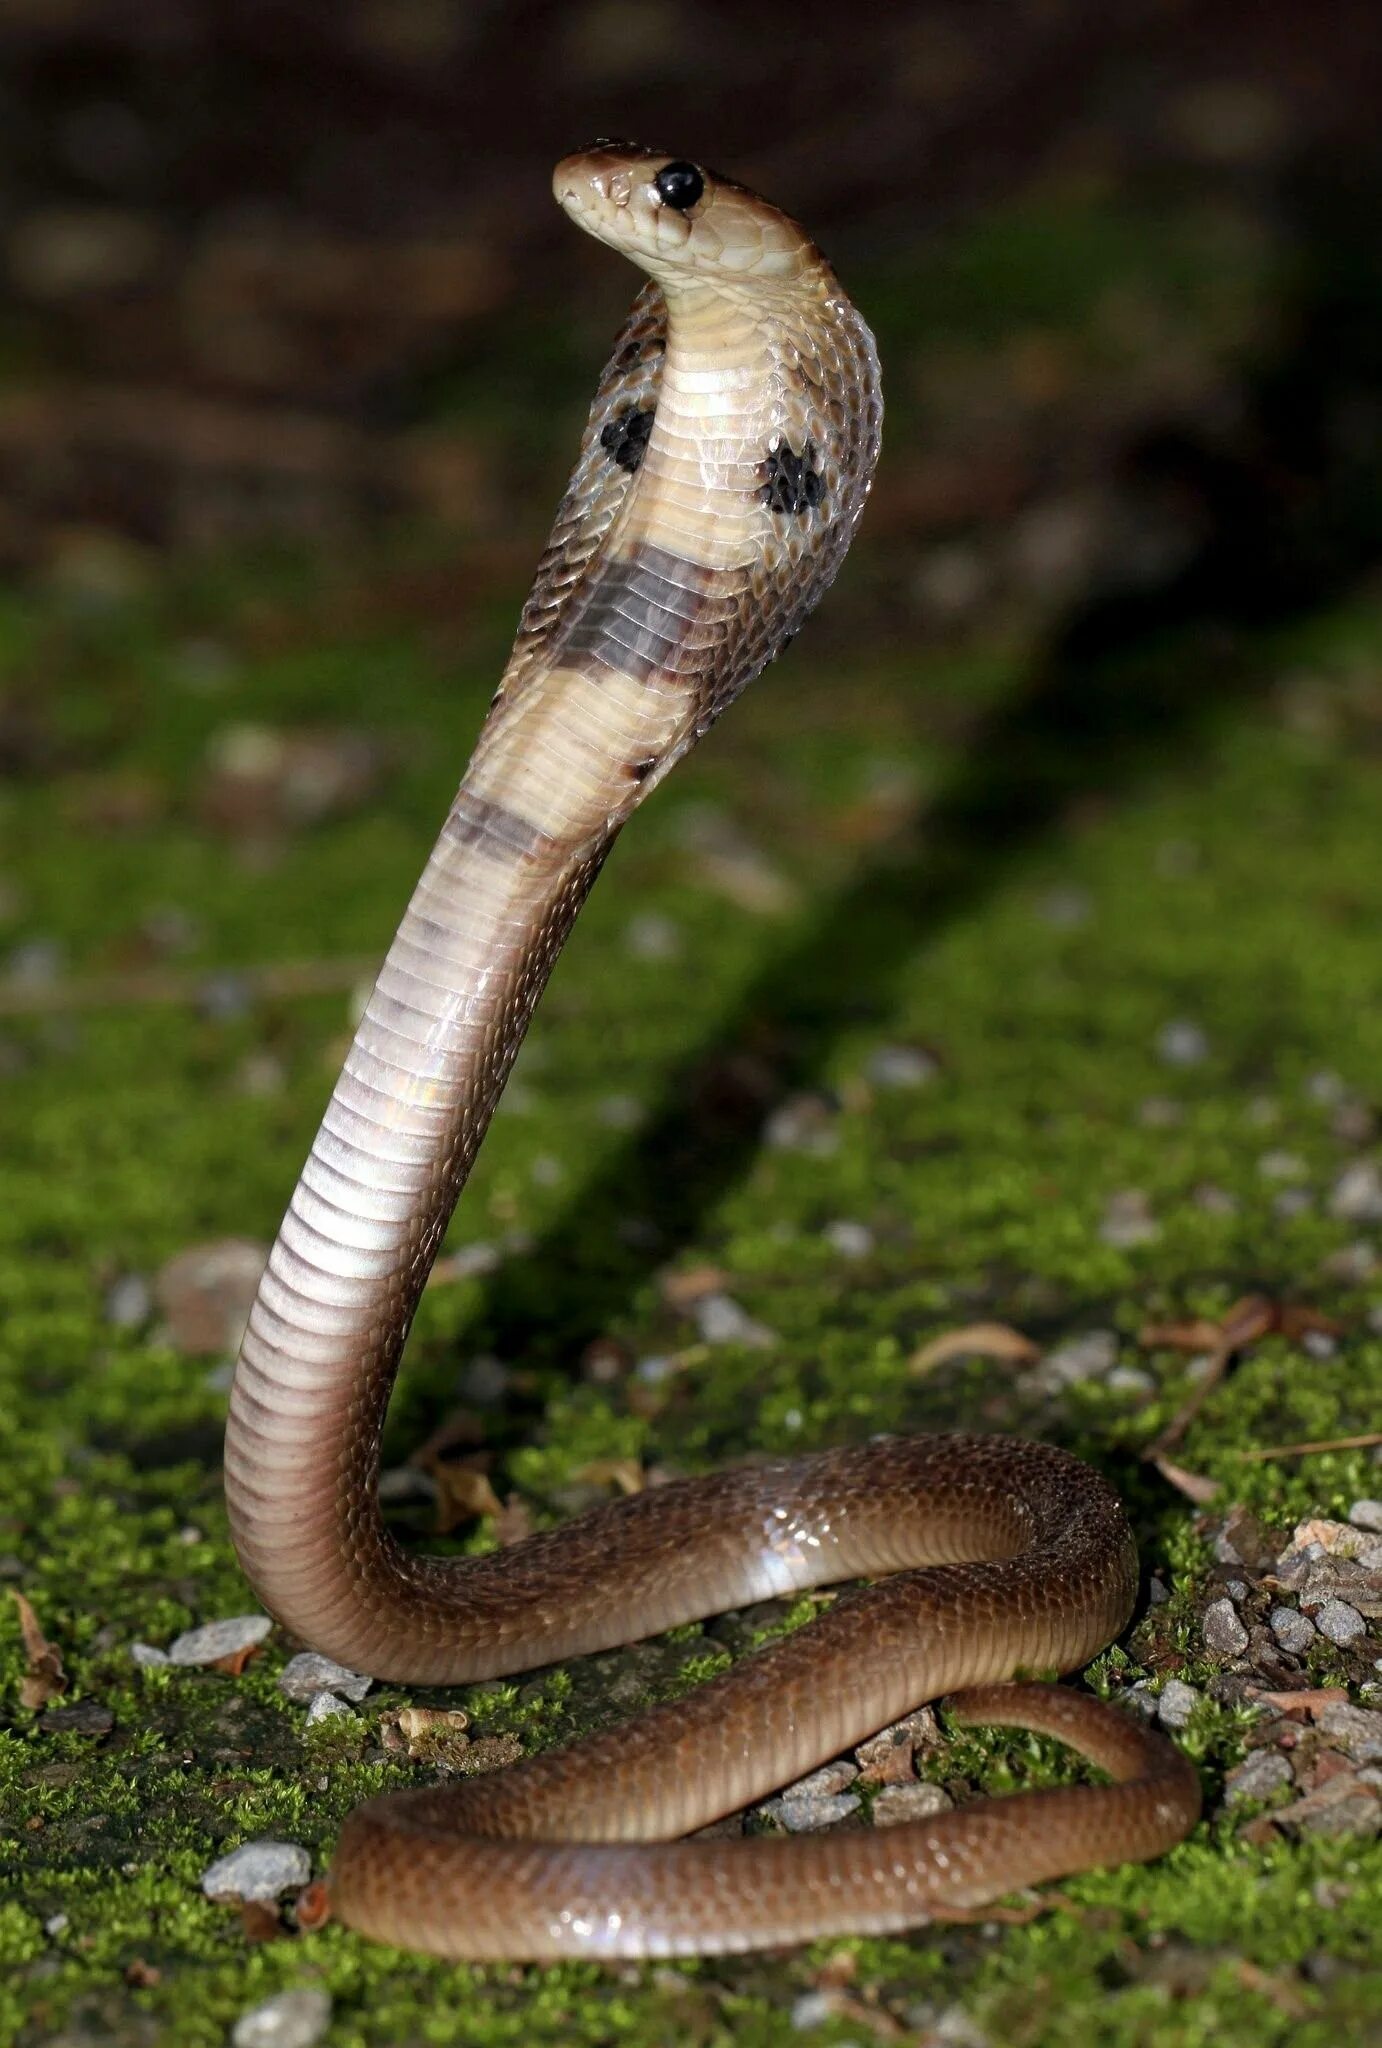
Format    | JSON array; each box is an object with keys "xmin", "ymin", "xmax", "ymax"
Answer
[{"xmin": 223, "ymin": 145, "xmax": 1199, "ymax": 1961}]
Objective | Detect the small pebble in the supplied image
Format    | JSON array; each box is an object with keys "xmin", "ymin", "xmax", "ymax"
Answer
[
  {"xmin": 201, "ymin": 1840, "xmax": 310, "ymax": 1902},
  {"xmin": 823, "ymin": 1219, "xmax": 874, "ymax": 1259},
  {"xmin": 872, "ymin": 1781, "xmax": 954, "ymax": 1826},
  {"xmin": 762, "ymin": 1092, "xmax": 839, "ymax": 1156},
  {"xmin": 865, "ymin": 1044, "xmax": 938, "ymax": 1089},
  {"xmin": 624, "ymin": 912, "xmax": 681, "ymax": 960},
  {"xmin": 1330, "ymin": 1161, "xmax": 1382, "ymax": 1225},
  {"xmin": 1349, "ymin": 1500, "xmax": 1382, "ymax": 1534},
  {"xmin": 1306, "ymin": 1070, "xmax": 1348, "ymax": 1106},
  {"xmin": 768, "ymin": 1791, "xmax": 860, "ymax": 1832},
  {"xmin": 1040, "ymin": 1330, "xmax": 1119, "ymax": 1385},
  {"xmin": 1202, "ymin": 1598, "xmax": 1249, "ymax": 1656},
  {"xmin": 1157, "ymin": 1019, "xmax": 1209, "ymax": 1067},
  {"xmin": 44, "ymin": 1913, "xmax": 69, "ymax": 1937},
  {"xmin": 1301, "ymin": 1328, "xmax": 1336, "ymax": 1359},
  {"xmin": 1106, "ymin": 1365, "xmax": 1155, "ymax": 1398},
  {"xmin": 169, "ymin": 1614, "xmax": 272, "ymax": 1667},
  {"xmin": 1315, "ymin": 1598, "xmax": 1367, "ymax": 1647},
  {"xmin": 1317, "ymin": 1703, "xmax": 1382, "ymax": 1763},
  {"xmin": 1272, "ymin": 1188, "xmax": 1314, "ymax": 1222},
  {"xmin": 129, "ymin": 1641, "xmax": 170, "ymax": 1668},
  {"xmin": 104, "ymin": 1273, "xmax": 152, "ymax": 1328},
  {"xmin": 1193, "ymin": 1182, "xmax": 1239, "ymax": 1215},
  {"xmin": 693, "ymin": 1292, "xmax": 776, "ymax": 1349},
  {"xmin": 1098, "ymin": 1189, "xmax": 1159, "ymax": 1248},
  {"xmin": 231, "ymin": 1987, "xmax": 332, "ymax": 2048},
  {"xmin": 1224, "ymin": 1750, "xmax": 1292, "ymax": 1805},
  {"xmin": 1259, "ymin": 1150, "xmax": 1307, "ymax": 1181},
  {"xmin": 1270, "ymin": 1606, "xmax": 1317, "ymax": 1656},
  {"xmin": 279, "ymin": 1652, "xmax": 372, "ymax": 1704},
  {"xmin": 1156, "ymin": 1679, "xmax": 1200, "ymax": 1730},
  {"xmin": 304, "ymin": 1691, "xmax": 355, "ymax": 1727}
]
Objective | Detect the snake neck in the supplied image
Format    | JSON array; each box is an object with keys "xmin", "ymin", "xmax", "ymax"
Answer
[{"xmin": 224, "ymin": 256, "xmax": 880, "ymax": 1673}]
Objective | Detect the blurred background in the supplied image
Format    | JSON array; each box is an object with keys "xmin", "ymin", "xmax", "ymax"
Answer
[{"xmin": 0, "ymin": 0, "xmax": 1380, "ymax": 626}]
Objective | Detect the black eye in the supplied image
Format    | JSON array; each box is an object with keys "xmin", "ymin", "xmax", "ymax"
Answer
[{"xmin": 654, "ymin": 160, "xmax": 704, "ymax": 211}]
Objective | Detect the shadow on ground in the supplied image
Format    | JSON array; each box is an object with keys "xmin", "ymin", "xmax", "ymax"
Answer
[{"xmin": 458, "ymin": 145, "xmax": 1382, "ymax": 1389}]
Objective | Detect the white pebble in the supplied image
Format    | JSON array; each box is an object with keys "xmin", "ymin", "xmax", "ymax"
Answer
[
  {"xmin": 1157, "ymin": 1019, "xmax": 1209, "ymax": 1067},
  {"xmin": 1348, "ymin": 1500, "xmax": 1382, "ymax": 1534},
  {"xmin": 231, "ymin": 1987, "xmax": 332, "ymax": 2048},
  {"xmin": 129, "ymin": 1642, "xmax": 170, "ymax": 1668},
  {"xmin": 169, "ymin": 1615, "xmax": 272, "ymax": 1666},
  {"xmin": 304, "ymin": 1691, "xmax": 355, "ymax": 1726},
  {"xmin": 278, "ymin": 1652, "xmax": 372, "ymax": 1704},
  {"xmin": 201, "ymin": 1839, "xmax": 310, "ymax": 1902}
]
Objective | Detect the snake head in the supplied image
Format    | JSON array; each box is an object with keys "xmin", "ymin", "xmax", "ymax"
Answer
[{"xmin": 553, "ymin": 143, "xmax": 818, "ymax": 287}]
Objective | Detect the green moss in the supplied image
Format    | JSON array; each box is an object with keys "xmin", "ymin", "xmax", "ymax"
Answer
[{"xmin": 5, "ymin": 189, "xmax": 1382, "ymax": 2043}]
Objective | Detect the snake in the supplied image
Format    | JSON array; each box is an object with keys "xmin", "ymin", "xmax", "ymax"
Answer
[{"xmin": 224, "ymin": 143, "xmax": 1200, "ymax": 1961}]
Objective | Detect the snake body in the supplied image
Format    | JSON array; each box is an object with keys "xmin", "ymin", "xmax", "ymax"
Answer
[{"xmin": 224, "ymin": 146, "xmax": 1198, "ymax": 1960}]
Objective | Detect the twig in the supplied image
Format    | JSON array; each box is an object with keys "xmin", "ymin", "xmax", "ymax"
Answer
[
  {"xmin": 1236, "ymin": 1430, "xmax": 1382, "ymax": 1463},
  {"xmin": 0, "ymin": 956, "xmax": 377, "ymax": 1016}
]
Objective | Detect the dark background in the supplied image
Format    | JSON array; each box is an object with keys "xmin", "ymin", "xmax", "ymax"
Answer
[{"xmin": 2, "ymin": 0, "xmax": 1381, "ymax": 629}]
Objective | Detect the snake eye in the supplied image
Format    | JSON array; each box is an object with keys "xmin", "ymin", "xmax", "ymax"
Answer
[{"xmin": 654, "ymin": 161, "xmax": 704, "ymax": 212}]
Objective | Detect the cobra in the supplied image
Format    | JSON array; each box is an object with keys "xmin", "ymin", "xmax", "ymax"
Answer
[{"xmin": 224, "ymin": 144, "xmax": 1199, "ymax": 1960}]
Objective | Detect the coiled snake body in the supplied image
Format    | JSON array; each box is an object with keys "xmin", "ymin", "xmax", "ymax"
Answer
[{"xmin": 224, "ymin": 146, "xmax": 1198, "ymax": 1960}]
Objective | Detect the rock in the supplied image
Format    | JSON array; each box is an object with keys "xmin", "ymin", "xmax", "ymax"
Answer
[
  {"xmin": 1281, "ymin": 1775, "xmax": 1381, "ymax": 1840},
  {"xmin": 872, "ymin": 1781, "xmax": 955, "ymax": 1826},
  {"xmin": 38, "ymin": 1701, "xmax": 113, "ymax": 1737},
  {"xmin": 1269, "ymin": 1606, "xmax": 1316, "ymax": 1655},
  {"xmin": 278, "ymin": 1652, "xmax": 372, "ymax": 1704},
  {"xmin": 1317, "ymin": 1703, "xmax": 1382, "ymax": 1763},
  {"xmin": 1329, "ymin": 1161, "xmax": 1382, "ymax": 1225},
  {"xmin": 823, "ymin": 1219, "xmax": 874, "ymax": 1259},
  {"xmin": 304, "ymin": 1691, "xmax": 355, "ymax": 1727},
  {"xmin": 692, "ymin": 1293, "xmax": 776, "ymax": 1349},
  {"xmin": 1224, "ymin": 1750, "xmax": 1292, "ymax": 1804},
  {"xmin": 1202, "ymin": 1598, "xmax": 1249, "ymax": 1657},
  {"xmin": 1039, "ymin": 1330, "xmax": 1119, "ymax": 1386},
  {"xmin": 1349, "ymin": 1501, "xmax": 1382, "ymax": 1534},
  {"xmin": 231, "ymin": 1986, "xmax": 332, "ymax": 2048},
  {"xmin": 129, "ymin": 1641, "xmax": 170, "ymax": 1668},
  {"xmin": 762, "ymin": 1091, "xmax": 840, "ymax": 1156},
  {"xmin": 763, "ymin": 1760, "xmax": 860, "ymax": 1832},
  {"xmin": 1315, "ymin": 1599, "xmax": 1367, "ymax": 1647},
  {"xmin": 1156, "ymin": 1680, "xmax": 1200, "ymax": 1730},
  {"xmin": 1107, "ymin": 1365, "xmax": 1155, "ymax": 1398},
  {"xmin": 1098, "ymin": 1189, "xmax": 1159, "ymax": 1249},
  {"xmin": 202, "ymin": 1839, "xmax": 311, "ymax": 1902},
  {"xmin": 168, "ymin": 1614, "xmax": 272, "ymax": 1666},
  {"xmin": 105, "ymin": 1273, "xmax": 152, "ymax": 1328},
  {"xmin": 1157, "ymin": 1019, "xmax": 1209, "ymax": 1067},
  {"xmin": 865, "ymin": 1044, "xmax": 939, "ymax": 1089}
]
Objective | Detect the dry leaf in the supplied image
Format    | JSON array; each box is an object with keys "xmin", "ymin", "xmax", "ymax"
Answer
[
  {"xmin": 429, "ymin": 1463, "xmax": 502, "ymax": 1536},
  {"xmin": 658, "ymin": 1264, "xmax": 728, "ymax": 1309},
  {"xmin": 908, "ymin": 1322, "xmax": 1039, "ymax": 1375},
  {"xmin": 12, "ymin": 1591, "xmax": 67, "ymax": 1710},
  {"xmin": 238, "ymin": 1900, "xmax": 284, "ymax": 1943},
  {"xmin": 123, "ymin": 1959, "xmax": 160, "ymax": 1988},
  {"xmin": 1245, "ymin": 1687, "xmax": 1349, "ymax": 1718},
  {"xmin": 492, "ymin": 1495, "xmax": 534, "ymax": 1546},
  {"xmin": 1149, "ymin": 1455, "xmax": 1221, "ymax": 1504},
  {"xmin": 573, "ymin": 1458, "xmax": 645, "ymax": 1496}
]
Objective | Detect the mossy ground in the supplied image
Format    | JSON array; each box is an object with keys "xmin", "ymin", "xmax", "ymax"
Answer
[{"xmin": 3, "ymin": 185, "xmax": 1382, "ymax": 2045}]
